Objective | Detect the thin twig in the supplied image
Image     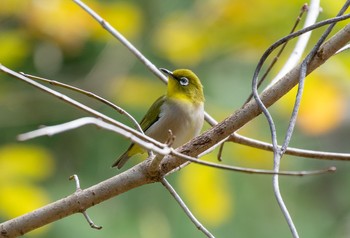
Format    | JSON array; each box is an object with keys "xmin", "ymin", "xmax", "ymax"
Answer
[
  {"xmin": 217, "ymin": 12, "xmax": 350, "ymax": 163},
  {"xmin": 17, "ymin": 117, "xmax": 171, "ymax": 157},
  {"xmin": 170, "ymin": 149, "xmax": 336, "ymax": 176},
  {"xmin": 18, "ymin": 116, "xmax": 336, "ymax": 177},
  {"xmin": 20, "ymin": 72, "xmax": 143, "ymax": 134},
  {"xmin": 161, "ymin": 178, "xmax": 215, "ymax": 238},
  {"xmin": 71, "ymin": 0, "xmax": 218, "ymax": 128},
  {"xmin": 268, "ymin": 0, "xmax": 321, "ymax": 88},
  {"xmin": 244, "ymin": 3, "xmax": 311, "ymax": 104},
  {"xmin": 22, "ymin": 65, "xmax": 350, "ymax": 165},
  {"xmin": 229, "ymin": 133, "xmax": 350, "ymax": 161},
  {"xmin": 69, "ymin": 174, "xmax": 102, "ymax": 230},
  {"xmin": 251, "ymin": 2, "xmax": 350, "ymax": 237},
  {"xmin": 251, "ymin": 14, "xmax": 350, "ymax": 92},
  {"xmin": 336, "ymin": 43, "xmax": 350, "ymax": 54},
  {"xmin": 72, "ymin": 0, "xmax": 166, "ymax": 84},
  {"xmin": 281, "ymin": 2, "xmax": 349, "ymax": 154},
  {"xmin": 81, "ymin": 212, "xmax": 102, "ymax": 230},
  {"xmin": 0, "ymin": 65, "xmax": 165, "ymax": 150},
  {"xmin": 20, "ymin": 72, "xmax": 156, "ymax": 163},
  {"xmin": 69, "ymin": 174, "xmax": 81, "ymax": 190}
]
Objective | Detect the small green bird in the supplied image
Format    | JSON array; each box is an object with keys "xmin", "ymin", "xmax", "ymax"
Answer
[{"xmin": 112, "ymin": 68, "xmax": 205, "ymax": 169}]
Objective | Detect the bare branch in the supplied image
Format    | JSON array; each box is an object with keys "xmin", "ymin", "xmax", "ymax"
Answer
[
  {"xmin": 229, "ymin": 133, "xmax": 350, "ymax": 161},
  {"xmin": 161, "ymin": 178, "xmax": 215, "ymax": 238},
  {"xmin": 18, "ymin": 116, "xmax": 334, "ymax": 177},
  {"xmin": 69, "ymin": 175, "xmax": 102, "ymax": 230},
  {"xmin": 69, "ymin": 174, "xmax": 81, "ymax": 190},
  {"xmin": 269, "ymin": 0, "xmax": 321, "ymax": 87},
  {"xmin": 0, "ymin": 65, "xmax": 165, "ymax": 149},
  {"xmin": 71, "ymin": 0, "xmax": 218, "ymax": 128},
  {"xmin": 170, "ymin": 149, "xmax": 336, "ymax": 176},
  {"xmin": 82, "ymin": 212, "xmax": 102, "ymax": 230},
  {"xmin": 335, "ymin": 43, "xmax": 350, "ymax": 54},
  {"xmin": 72, "ymin": 0, "xmax": 166, "ymax": 84},
  {"xmin": 18, "ymin": 117, "xmax": 171, "ymax": 157},
  {"xmin": 244, "ymin": 2, "xmax": 313, "ymax": 104},
  {"xmin": 251, "ymin": 2, "xmax": 350, "ymax": 237},
  {"xmin": 20, "ymin": 72, "xmax": 143, "ymax": 133},
  {"xmin": 0, "ymin": 162, "xmax": 154, "ymax": 238}
]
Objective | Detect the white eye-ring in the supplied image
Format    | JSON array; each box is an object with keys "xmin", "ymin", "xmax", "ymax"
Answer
[{"xmin": 179, "ymin": 77, "xmax": 189, "ymax": 86}]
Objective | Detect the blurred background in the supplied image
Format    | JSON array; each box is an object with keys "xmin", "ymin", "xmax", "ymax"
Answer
[{"xmin": 1, "ymin": 0, "xmax": 350, "ymax": 237}]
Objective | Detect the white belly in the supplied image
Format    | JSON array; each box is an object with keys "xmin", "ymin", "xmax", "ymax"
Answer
[{"xmin": 145, "ymin": 99, "xmax": 204, "ymax": 148}]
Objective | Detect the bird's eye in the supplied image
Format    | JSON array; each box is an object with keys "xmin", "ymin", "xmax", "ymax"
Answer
[{"xmin": 179, "ymin": 77, "xmax": 189, "ymax": 86}]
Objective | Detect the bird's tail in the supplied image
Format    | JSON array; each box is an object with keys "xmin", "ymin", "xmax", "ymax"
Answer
[
  {"xmin": 112, "ymin": 143, "xmax": 143, "ymax": 169},
  {"xmin": 112, "ymin": 151, "xmax": 131, "ymax": 169}
]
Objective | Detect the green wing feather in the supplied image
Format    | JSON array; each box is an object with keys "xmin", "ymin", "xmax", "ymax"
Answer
[
  {"xmin": 112, "ymin": 96, "xmax": 166, "ymax": 168},
  {"xmin": 139, "ymin": 95, "xmax": 165, "ymax": 131}
]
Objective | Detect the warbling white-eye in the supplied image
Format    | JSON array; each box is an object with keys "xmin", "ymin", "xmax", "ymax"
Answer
[{"xmin": 112, "ymin": 68, "xmax": 205, "ymax": 169}]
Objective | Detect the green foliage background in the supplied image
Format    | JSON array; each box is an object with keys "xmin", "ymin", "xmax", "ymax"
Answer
[{"xmin": 1, "ymin": 0, "xmax": 350, "ymax": 237}]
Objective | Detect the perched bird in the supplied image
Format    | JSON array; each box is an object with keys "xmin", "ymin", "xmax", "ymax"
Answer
[{"xmin": 112, "ymin": 68, "xmax": 205, "ymax": 169}]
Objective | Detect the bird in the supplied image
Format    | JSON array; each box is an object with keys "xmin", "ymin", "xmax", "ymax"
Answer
[{"xmin": 112, "ymin": 68, "xmax": 205, "ymax": 169}]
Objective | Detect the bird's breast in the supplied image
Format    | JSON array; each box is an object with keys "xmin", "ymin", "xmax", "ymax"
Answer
[{"xmin": 145, "ymin": 99, "xmax": 204, "ymax": 148}]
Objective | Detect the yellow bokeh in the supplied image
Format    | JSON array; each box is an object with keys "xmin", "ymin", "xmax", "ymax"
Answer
[
  {"xmin": 178, "ymin": 160, "xmax": 232, "ymax": 226},
  {"xmin": 91, "ymin": 2, "xmax": 143, "ymax": 41},
  {"xmin": 1, "ymin": 0, "xmax": 143, "ymax": 54},
  {"xmin": 0, "ymin": 144, "xmax": 54, "ymax": 181},
  {"xmin": 109, "ymin": 75, "xmax": 165, "ymax": 109},
  {"xmin": 153, "ymin": 14, "xmax": 207, "ymax": 66},
  {"xmin": 152, "ymin": 0, "xmax": 300, "ymax": 65},
  {"xmin": 0, "ymin": 183, "xmax": 50, "ymax": 218},
  {"xmin": 225, "ymin": 142, "xmax": 274, "ymax": 170},
  {"xmin": 0, "ymin": 30, "xmax": 30, "ymax": 67},
  {"xmin": 0, "ymin": 143, "xmax": 54, "ymax": 236},
  {"xmin": 24, "ymin": 0, "xmax": 95, "ymax": 51},
  {"xmin": 0, "ymin": 0, "xmax": 29, "ymax": 16},
  {"xmin": 277, "ymin": 74, "xmax": 345, "ymax": 135}
]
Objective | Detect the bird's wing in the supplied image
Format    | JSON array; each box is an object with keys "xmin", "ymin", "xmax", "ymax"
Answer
[
  {"xmin": 139, "ymin": 95, "xmax": 166, "ymax": 132},
  {"xmin": 112, "ymin": 95, "xmax": 166, "ymax": 168}
]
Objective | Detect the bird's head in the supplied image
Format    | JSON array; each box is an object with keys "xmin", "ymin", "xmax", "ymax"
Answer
[{"xmin": 160, "ymin": 68, "xmax": 204, "ymax": 105}]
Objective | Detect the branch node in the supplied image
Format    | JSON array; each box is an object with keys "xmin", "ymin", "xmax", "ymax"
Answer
[
  {"xmin": 69, "ymin": 174, "xmax": 81, "ymax": 192},
  {"xmin": 82, "ymin": 211, "xmax": 103, "ymax": 230},
  {"xmin": 301, "ymin": 3, "xmax": 309, "ymax": 12},
  {"xmin": 148, "ymin": 130, "xmax": 174, "ymax": 176},
  {"xmin": 69, "ymin": 174, "xmax": 102, "ymax": 230},
  {"xmin": 217, "ymin": 141, "xmax": 226, "ymax": 162},
  {"xmin": 164, "ymin": 129, "xmax": 176, "ymax": 147}
]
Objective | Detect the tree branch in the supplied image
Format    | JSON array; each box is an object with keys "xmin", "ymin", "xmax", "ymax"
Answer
[
  {"xmin": 161, "ymin": 178, "xmax": 215, "ymax": 238},
  {"xmin": 18, "ymin": 116, "xmax": 333, "ymax": 176},
  {"xmin": 229, "ymin": 133, "xmax": 350, "ymax": 161},
  {"xmin": 0, "ymin": 162, "xmax": 154, "ymax": 237}
]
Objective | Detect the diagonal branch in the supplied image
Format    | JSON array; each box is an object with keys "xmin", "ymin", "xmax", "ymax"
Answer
[
  {"xmin": 18, "ymin": 116, "xmax": 334, "ymax": 176},
  {"xmin": 71, "ymin": 0, "xmax": 218, "ymax": 127},
  {"xmin": 20, "ymin": 72, "xmax": 143, "ymax": 133},
  {"xmin": 229, "ymin": 133, "xmax": 350, "ymax": 161},
  {"xmin": 161, "ymin": 178, "xmax": 215, "ymax": 238}
]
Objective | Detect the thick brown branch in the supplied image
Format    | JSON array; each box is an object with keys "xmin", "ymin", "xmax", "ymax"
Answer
[{"xmin": 0, "ymin": 165, "xmax": 155, "ymax": 237}]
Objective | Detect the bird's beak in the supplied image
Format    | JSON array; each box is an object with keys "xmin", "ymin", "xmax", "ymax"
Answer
[{"xmin": 159, "ymin": 68, "xmax": 173, "ymax": 77}]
